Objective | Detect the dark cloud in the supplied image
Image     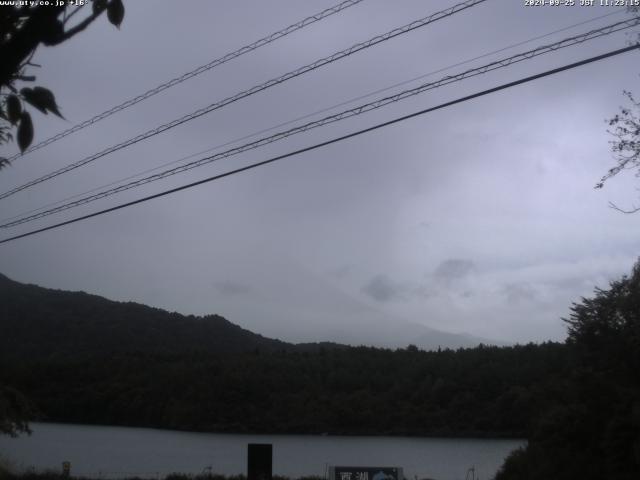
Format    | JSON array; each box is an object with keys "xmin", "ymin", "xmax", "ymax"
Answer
[
  {"xmin": 362, "ymin": 274, "xmax": 403, "ymax": 302},
  {"xmin": 433, "ymin": 259, "xmax": 476, "ymax": 283},
  {"xmin": 411, "ymin": 284, "xmax": 435, "ymax": 299},
  {"xmin": 503, "ymin": 283, "xmax": 537, "ymax": 305}
]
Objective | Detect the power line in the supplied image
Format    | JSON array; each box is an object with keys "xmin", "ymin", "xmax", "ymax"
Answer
[
  {"xmin": 5, "ymin": 0, "xmax": 366, "ymax": 161},
  {"xmin": 2, "ymin": 6, "xmax": 626, "ymax": 226},
  {"xmin": 2, "ymin": 16, "xmax": 637, "ymax": 229},
  {"xmin": 0, "ymin": 0, "xmax": 487, "ymax": 201},
  {"xmin": 1, "ymin": 44, "xmax": 637, "ymax": 245},
  {"xmin": 4, "ymin": 16, "xmax": 636, "ymax": 228}
]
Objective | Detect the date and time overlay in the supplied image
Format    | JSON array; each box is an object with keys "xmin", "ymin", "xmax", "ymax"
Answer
[
  {"xmin": 526, "ymin": 0, "xmax": 639, "ymax": 6},
  {"xmin": 0, "ymin": 0, "xmax": 638, "ymax": 8}
]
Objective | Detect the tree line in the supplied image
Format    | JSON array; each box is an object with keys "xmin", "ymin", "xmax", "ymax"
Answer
[{"xmin": 1, "ymin": 342, "xmax": 567, "ymax": 438}]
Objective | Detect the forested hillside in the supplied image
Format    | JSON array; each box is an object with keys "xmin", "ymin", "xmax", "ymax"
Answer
[
  {"xmin": 0, "ymin": 273, "xmax": 569, "ymax": 438},
  {"xmin": 2, "ymin": 343, "xmax": 567, "ymax": 437},
  {"xmin": 0, "ymin": 273, "xmax": 293, "ymax": 358}
]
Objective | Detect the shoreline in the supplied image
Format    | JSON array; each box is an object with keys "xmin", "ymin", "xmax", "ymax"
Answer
[{"xmin": 21, "ymin": 421, "xmax": 527, "ymax": 442}]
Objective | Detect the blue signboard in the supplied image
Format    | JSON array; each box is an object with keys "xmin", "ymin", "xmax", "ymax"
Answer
[{"xmin": 330, "ymin": 466, "xmax": 403, "ymax": 480}]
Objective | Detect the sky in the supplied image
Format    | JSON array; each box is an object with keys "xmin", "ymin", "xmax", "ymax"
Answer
[{"xmin": 1, "ymin": 0, "xmax": 639, "ymax": 345}]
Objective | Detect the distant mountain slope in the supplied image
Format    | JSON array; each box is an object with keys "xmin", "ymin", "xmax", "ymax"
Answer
[
  {"xmin": 212, "ymin": 260, "xmax": 507, "ymax": 350},
  {"xmin": 0, "ymin": 273, "xmax": 292, "ymax": 360},
  {"xmin": 331, "ymin": 319, "xmax": 507, "ymax": 351},
  {"xmin": 0, "ymin": 273, "xmax": 501, "ymax": 360},
  {"xmin": 231, "ymin": 297, "xmax": 506, "ymax": 350}
]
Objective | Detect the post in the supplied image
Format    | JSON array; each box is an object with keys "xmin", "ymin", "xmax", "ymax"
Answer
[{"xmin": 247, "ymin": 443, "xmax": 272, "ymax": 480}]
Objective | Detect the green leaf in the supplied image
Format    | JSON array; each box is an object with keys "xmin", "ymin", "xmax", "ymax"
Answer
[
  {"xmin": 20, "ymin": 88, "xmax": 45, "ymax": 115},
  {"xmin": 92, "ymin": 0, "xmax": 108, "ymax": 15},
  {"xmin": 41, "ymin": 19, "xmax": 64, "ymax": 46},
  {"xmin": 7, "ymin": 95, "xmax": 22, "ymax": 124},
  {"xmin": 107, "ymin": 0, "xmax": 125, "ymax": 29},
  {"xmin": 20, "ymin": 87, "xmax": 64, "ymax": 118},
  {"xmin": 33, "ymin": 87, "xmax": 63, "ymax": 118},
  {"xmin": 17, "ymin": 112, "xmax": 33, "ymax": 153}
]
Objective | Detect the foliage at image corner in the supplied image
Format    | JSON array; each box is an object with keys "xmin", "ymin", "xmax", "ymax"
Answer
[
  {"xmin": 0, "ymin": 385, "xmax": 37, "ymax": 437},
  {"xmin": 0, "ymin": 454, "xmax": 16, "ymax": 480},
  {"xmin": 596, "ymin": 88, "xmax": 640, "ymax": 212},
  {"xmin": 595, "ymin": 5, "xmax": 640, "ymax": 212},
  {"xmin": 495, "ymin": 259, "xmax": 640, "ymax": 480},
  {"xmin": 0, "ymin": 0, "xmax": 125, "ymax": 168},
  {"xmin": 0, "ymin": 0, "xmax": 125, "ymax": 439}
]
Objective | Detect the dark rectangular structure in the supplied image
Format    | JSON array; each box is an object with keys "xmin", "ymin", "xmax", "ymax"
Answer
[{"xmin": 247, "ymin": 443, "xmax": 272, "ymax": 480}]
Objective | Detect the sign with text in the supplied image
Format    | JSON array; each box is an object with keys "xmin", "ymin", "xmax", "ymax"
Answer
[{"xmin": 330, "ymin": 466, "xmax": 403, "ymax": 480}]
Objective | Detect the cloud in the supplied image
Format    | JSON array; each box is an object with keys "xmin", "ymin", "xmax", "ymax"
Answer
[
  {"xmin": 214, "ymin": 281, "xmax": 251, "ymax": 296},
  {"xmin": 503, "ymin": 282, "xmax": 538, "ymax": 305},
  {"xmin": 433, "ymin": 259, "xmax": 477, "ymax": 284},
  {"xmin": 327, "ymin": 264, "xmax": 352, "ymax": 279},
  {"xmin": 362, "ymin": 274, "xmax": 404, "ymax": 302}
]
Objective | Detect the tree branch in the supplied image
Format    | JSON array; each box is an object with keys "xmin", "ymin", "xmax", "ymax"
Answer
[
  {"xmin": 608, "ymin": 200, "xmax": 640, "ymax": 214},
  {"xmin": 62, "ymin": 4, "xmax": 86, "ymax": 26},
  {"xmin": 52, "ymin": 4, "xmax": 106, "ymax": 45}
]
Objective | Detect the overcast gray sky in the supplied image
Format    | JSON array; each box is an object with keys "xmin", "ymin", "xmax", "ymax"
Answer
[{"xmin": 1, "ymin": 0, "xmax": 639, "ymax": 345}]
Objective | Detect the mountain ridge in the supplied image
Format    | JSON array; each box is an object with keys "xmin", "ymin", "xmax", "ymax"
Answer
[
  {"xmin": 0, "ymin": 273, "xmax": 499, "ymax": 358},
  {"xmin": 0, "ymin": 273, "xmax": 295, "ymax": 359}
]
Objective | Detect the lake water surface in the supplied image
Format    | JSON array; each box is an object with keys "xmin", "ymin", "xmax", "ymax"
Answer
[{"xmin": 0, "ymin": 423, "xmax": 524, "ymax": 480}]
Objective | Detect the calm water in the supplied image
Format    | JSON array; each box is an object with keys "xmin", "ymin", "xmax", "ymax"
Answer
[{"xmin": 0, "ymin": 423, "xmax": 524, "ymax": 480}]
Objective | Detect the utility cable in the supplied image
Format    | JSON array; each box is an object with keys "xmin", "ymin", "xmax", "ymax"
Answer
[
  {"xmin": 4, "ymin": 0, "xmax": 366, "ymax": 161},
  {"xmin": 2, "ymin": 16, "xmax": 637, "ymax": 229},
  {"xmin": 1, "ymin": 43, "xmax": 637, "ymax": 245},
  {"xmin": 0, "ymin": 0, "xmax": 487, "ymax": 201},
  {"xmin": 1, "ymin": 7, "xmax": 627, "ymax": 225}
]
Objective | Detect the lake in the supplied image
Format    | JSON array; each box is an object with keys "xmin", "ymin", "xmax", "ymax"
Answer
[{"xmin": 0, "ymin": 423, "xmax": 524, "ymax": 480}]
